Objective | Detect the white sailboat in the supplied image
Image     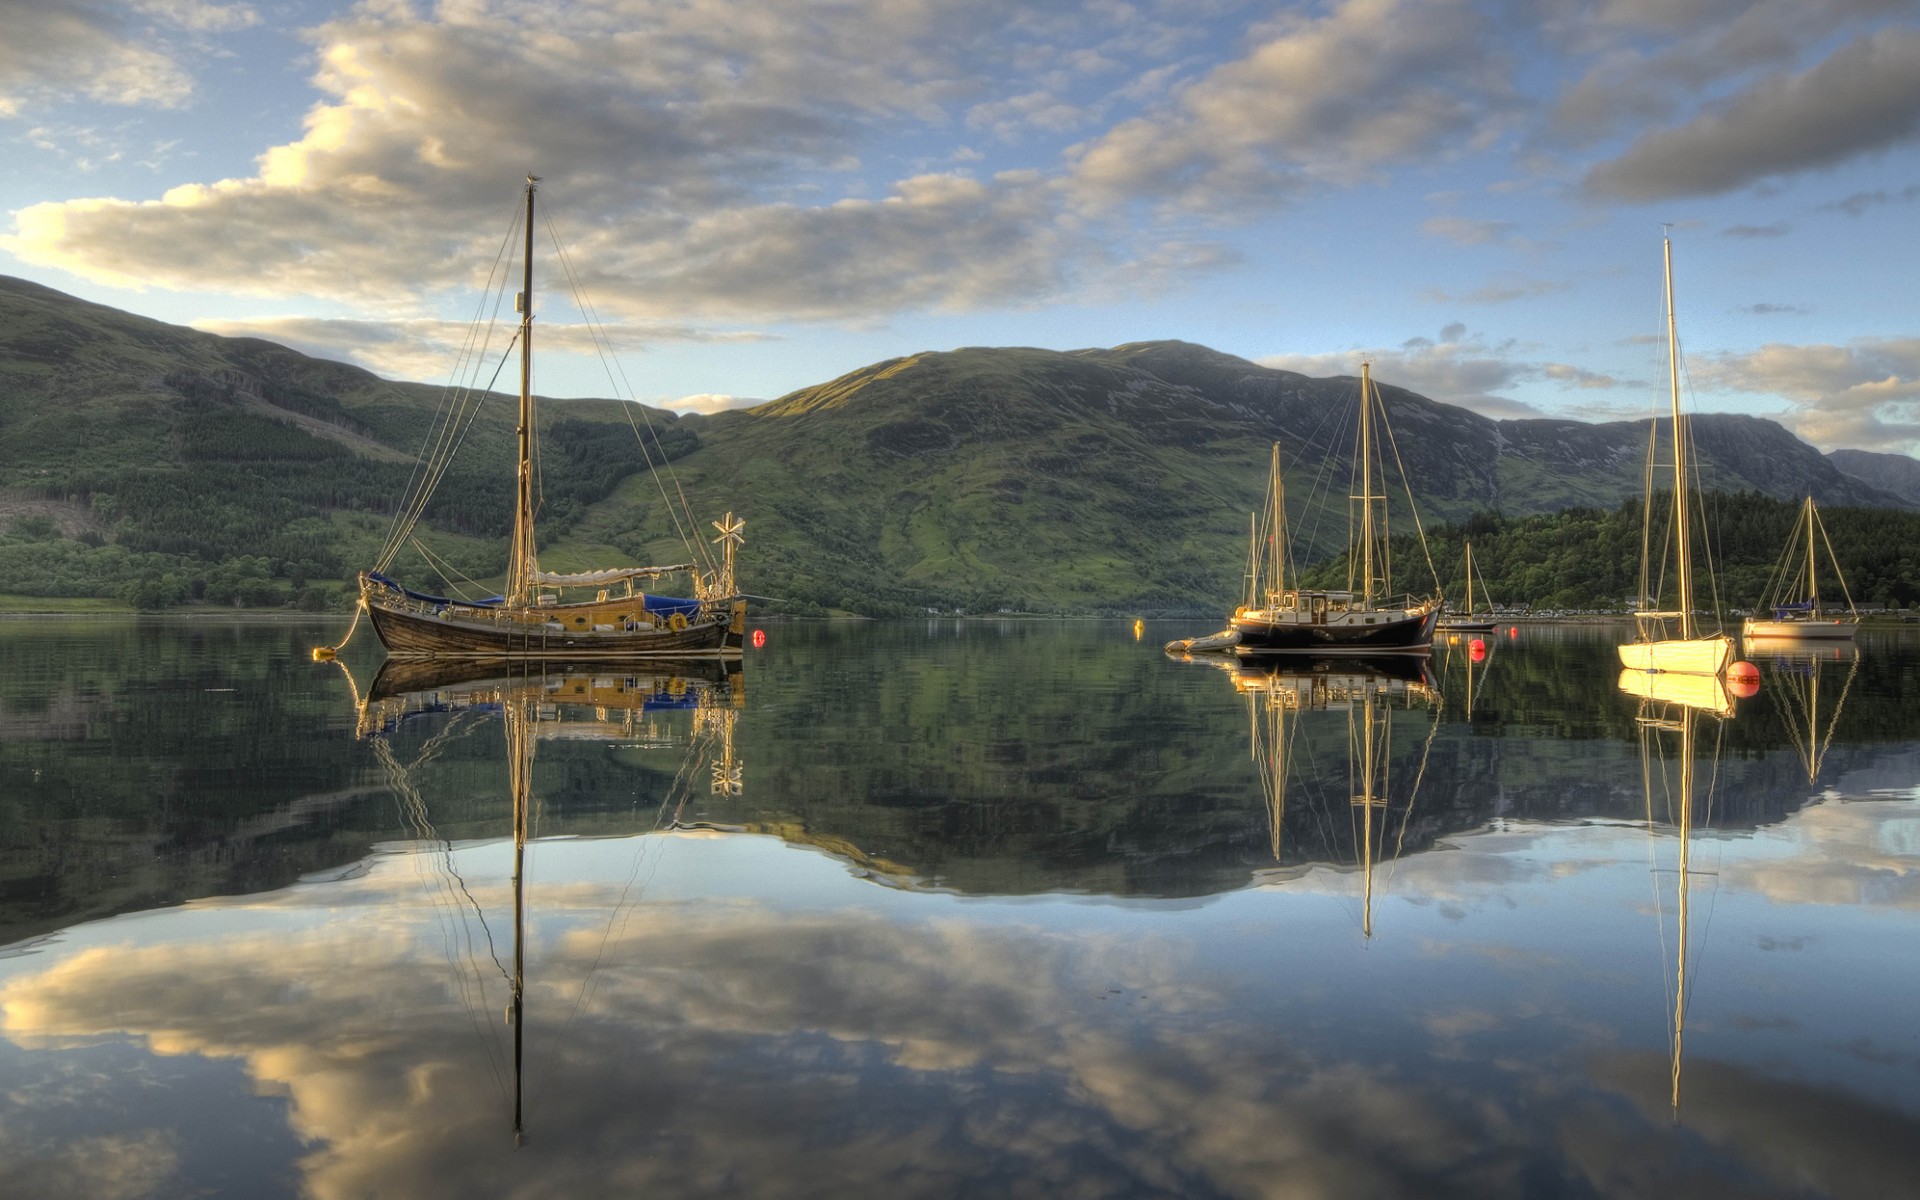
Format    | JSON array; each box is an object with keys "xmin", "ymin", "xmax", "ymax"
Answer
[
  {"xmin": 1618, "ymin": 238, "xmax": 1733, "ymax": 677},
  {"xmin": 1742, "ymin": 496, "xmax": 1860, "ymax": 641},
  {"xmin": 1437, "ymin": 540, "xmax": 1497, "ymax": 633}
]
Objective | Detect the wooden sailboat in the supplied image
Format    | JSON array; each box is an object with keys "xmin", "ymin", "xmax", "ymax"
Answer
[
  {"xmin": 1618, "ymin": 238, "xmax": 1732, "ymax": 677},
  {"xmin": 1742, "ymin": 496, "xmax": 1860, "ymax": 641},
  {"xmin": 1436, "ymin": 540, "xmax": 1497, "ymax": 632},
  {"xmin": 357, "ymin": 177, "xmax": 746, "ymax": 659},
  {"xmin": 1224, "ymin": 368, "xmax": 1441, "ymax": 655}
]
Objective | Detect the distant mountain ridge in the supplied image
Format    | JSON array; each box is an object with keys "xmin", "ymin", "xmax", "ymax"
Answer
[{"xmin": 0, "ymin": 275, "xmax": 1911, "ymax": 614}]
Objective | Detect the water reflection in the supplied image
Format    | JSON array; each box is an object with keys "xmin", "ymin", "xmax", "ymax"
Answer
[
  {"xmin": 344, "ymin": 655, "xmax": 744, "ymax": 1142},
  {"xmin": 1193, "ymin": 654, "xmax": 1442, "ymax": 938},
  {"xmin": 2, "ymin": 623, "xmax": 1920, "ymax": 1196},
  {"xmin": 1621, "ymin": 669, "xmax": 1732, "ymax": 1120}
]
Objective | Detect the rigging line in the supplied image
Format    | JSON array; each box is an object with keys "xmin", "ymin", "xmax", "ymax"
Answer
[
  {"xmin": 1814, "ymin": 507, "xmax": 1861, "ymax": 614},
  {"xmin": 543, "ymin": 216, "xmax": 719, "ymax": 580},
  {"xmin": 377, "ymin": 199, "xmax": 524, "ymax": 567},
  {"xmin": 408, "ymin": 535, "xmax": 494, "ymax": 600},
  {"xmin": 379, "ymin": 330, "xmax": 521, "ymax": 573},
  {"xmin": 1374, "ymin": 385, "xmax": 1442, "ymax": 597}
]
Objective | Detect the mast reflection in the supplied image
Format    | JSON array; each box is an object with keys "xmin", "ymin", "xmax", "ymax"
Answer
[
  {"xmin": 1618, "ymin": 667, "xmax": 1735, "ymax": 1118},
  {"xmin": 1181, "ymin": 652, "xmax": 1441, "ymax": 937},
  {"xmin": 342, "ymin": 656, "xmax": 744, "ymax": 1140}
]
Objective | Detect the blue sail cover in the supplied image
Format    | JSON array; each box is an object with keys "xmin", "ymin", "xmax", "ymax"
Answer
[
  {"xmin": 643, "ymin": 594, "xmax": 702, "ymax": 618},
  {"xmin": 1772, "ymin": 600, "xmax": 1815, "ymax": 617}
]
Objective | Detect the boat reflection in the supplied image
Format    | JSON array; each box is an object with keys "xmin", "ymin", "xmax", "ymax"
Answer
[
  {"xmin": 340, "ymin": 656, "xmax": 744, "ymax": 1140},
  {"xmin": 1746, "ymin": 644, "xmax": 1860, "ymax": 786},
  {"xmin": 1620, "ymin": 667, "xmax": 1733, "ymax": 1120},
  {"xmin": 1200, "ymin": 653, "xmax": 1441, "ymax": 938}
]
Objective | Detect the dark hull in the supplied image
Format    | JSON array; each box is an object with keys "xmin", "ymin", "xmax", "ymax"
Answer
[
  {"xmin": 1230, "ymin": 607, "xmax": 1439, "ymax": 654},
  {"xmin": 1437, "ymin": 619, "xmax": 1497, "ymax": 633},
  {"xmin": 367, "ymin": 598, "xmax": 743, "ymax": 659}
]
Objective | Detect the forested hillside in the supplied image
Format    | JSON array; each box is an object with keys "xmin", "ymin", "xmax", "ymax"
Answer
[{"xmin": 2, "ymin": 275, "xmax": 1915, "ymax": 615}]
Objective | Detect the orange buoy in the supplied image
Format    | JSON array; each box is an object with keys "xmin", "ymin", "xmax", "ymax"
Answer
[{"xmin": 1508, "ymin": 626, "xmax": 1518, "ymax": 637}]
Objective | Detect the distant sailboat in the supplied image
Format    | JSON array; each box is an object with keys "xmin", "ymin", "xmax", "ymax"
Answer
[
  {"xmin": 1743, "ymin": 496, "xmax": 1860, "ymax": 642},
  {"xmin": 1437, "ymin": 540, "xmax": 1497, "ymax": 633},
  {"xmin": 1167, "ymin": 367, "xmax": 1441, "ymax": 657},
  {"xmin": 1618, "ymin": 238, "xmax": 1733, "ymax": 678}
]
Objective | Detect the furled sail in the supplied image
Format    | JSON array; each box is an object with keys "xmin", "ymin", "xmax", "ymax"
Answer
[{"xmin": 529, "ymin": 564, "xmax": 694, "ymax": 588}]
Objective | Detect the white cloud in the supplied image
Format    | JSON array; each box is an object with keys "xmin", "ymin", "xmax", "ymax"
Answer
[
  {"xmin": 0, "ymin": 0, "xmax": 242, "ymax": 115},
  {"xmin": 670, "ymin": 392, "xmax": 764, "ymax": 414},
  {"xmin": 1067, "ymin": 0, "xmax": 1514, "ymax": 215},
  {"xmin": 193, "ymin": 314, "xmax": 775, "ymax": 384},
  {"xmin": 1584, "ymin": 27, "xmax": 1920, "ymax": 201},
  {"xmin": 1258, "ymin": 323, "xmax": 1643, "ymax": 420},
  {"xmin": 4, "ymin": 1, "xmax": 1196, "ymax": 326},
  {"xmin": 1691, "ymin": 337, "xmax": 1920, "ymax": 451}
]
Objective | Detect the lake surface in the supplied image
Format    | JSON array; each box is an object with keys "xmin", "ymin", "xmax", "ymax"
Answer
[{"xmin": 2, "ymin": 617, "xmax": 1917, "ymax": 1198}]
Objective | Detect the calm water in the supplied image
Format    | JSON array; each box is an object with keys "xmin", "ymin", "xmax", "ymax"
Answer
[{"xmin": 2, "ymin": 617, "xmax": 1917, "ymax": 1198}]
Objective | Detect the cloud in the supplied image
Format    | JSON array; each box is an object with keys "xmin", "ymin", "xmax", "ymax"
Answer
[
  {"xmin": 1067, "ymin": 0, "xmax": 1514, "ymax": 215},
  {"xmin": 0, "ymin": 0, "xmax": 255, "ymax": 115},
  {"xmin": 1420, "ymin": 215, "xmax": 1517, "ymax": 246},
  {"xmin": 1691, "ymin": 337, "xmax": 1920, "ymax": 451},
  {"xmin": 1420, "ymin": 276, "xmax": 1572, "ymax": 305},
  {"xmin": 670, "ymin": 392, "xmax": 764, "ymax": 415},
  {"xmin": 1542, "ymin": 0, "xmax": 1902, "ymax": 149},
  {"xmin": 1740, "ymin": 303, "xmax": 1809, "ymax": 316},
  {"xmin": 193, "ymin": 315, "xmax": 774, "ymax": 383},
  {"xmin": 1819, "ymin": 184, "xmax": 1920, "ymax": 216},
  {"xmin": 1584, "ymin": 28, "xmax": 1920, "ymax": 201},
  {"xmin": 1, "ymin": 1, "xmax": 1114, "ymax": 322},
  {"xmin": 1722, "ymin": 223, "xmax": 1789, "ymax": 238}
]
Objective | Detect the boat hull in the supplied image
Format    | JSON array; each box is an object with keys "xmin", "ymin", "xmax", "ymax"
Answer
[
  {"xmin": 367, "ymin": 596, "xmax": 745, "ymax": 659},
  {"xmin": 1437, "ymin": 619, "xmax": 1497, "ymax": 633},
  {"xmin": 1616, "ymin": 635, "xmax": 1732, "ymax": 676},
  {"xmin": 1230, "ymin": 605, "xmax": 1439, "ymax": 655},
  {"xmin": 1742, "ymin": 619, "xmax": 1858, "ymax": 641}
]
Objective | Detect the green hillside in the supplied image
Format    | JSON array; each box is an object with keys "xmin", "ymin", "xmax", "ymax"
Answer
[{"xmin": 0, "ymin": 275, "xmax": 1910, "ymax": 616}]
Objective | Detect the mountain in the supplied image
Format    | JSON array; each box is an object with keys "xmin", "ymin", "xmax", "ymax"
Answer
[
  {"xmin": 1829, "ymin": 448, "xmax": 1920, "ymax": 506},
  {"xmin": 0, "ymin": 276, "xmax": 1908, "ymax": 614}
]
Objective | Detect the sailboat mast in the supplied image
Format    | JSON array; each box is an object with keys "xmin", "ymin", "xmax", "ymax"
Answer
[
  {"xmin": 1465, "ymin": 542, "xmax": 1475, "ymax": 614},
  {"xmin": 1665, "ymin": 238, "xmax": 1694, "ymax": 640},
  {"xmin": 1359, "ymin": 363, "xmax": 1376, "ymax": 609},
  {"xmin": 509, "ymin": 176, "xmax": 540, "ymax": 609},
  {"xmin": 1672, "ymin": 706, "xmax": 1693, "ymax": 1116},
  {"xmin": 1806, "ymin": 497, "xmax": 1819, "ymax": 618},
  {"xmin": 1268, "ymin": 442, "xmax": 1286, "ymax": 603}
]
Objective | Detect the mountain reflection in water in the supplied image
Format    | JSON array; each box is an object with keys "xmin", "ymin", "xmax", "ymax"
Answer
[{"xmin": 0, "ymin": 619, "xmax": 1917, "ymax": 1197}]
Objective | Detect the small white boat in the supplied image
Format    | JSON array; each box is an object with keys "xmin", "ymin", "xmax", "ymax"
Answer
[{"xmin": 1742, "ymin": 496, "xmax": 1859, "ymax": 642}]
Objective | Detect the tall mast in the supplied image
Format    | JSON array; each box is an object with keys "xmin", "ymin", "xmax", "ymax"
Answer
[
  {"xmin": 1358, "ymin": 363, "xmax": 1377, "ymax": 609},
  {"xmin": 1806, "ymin": 496, "xmax": 1819, "ymax": 617},
  {"xmin": 1665, "ymin": 237, "xmax": 1693, "ymax": 640},
  {"xmin": 1268, "ymin": 442, "xmax": 1286, "ymax": 603},
  {"xmin": 1465, "ymin": 541, "xmax": 1475, "ymax": 614},
  {"xmin": 509, "ymin": 175, "xmax": 540, "ymax": 608}
]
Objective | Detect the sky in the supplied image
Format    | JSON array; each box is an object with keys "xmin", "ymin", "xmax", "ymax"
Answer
[{"xmin": 3, "ymin": 0, "xmax": 1919, "ymax": 453}]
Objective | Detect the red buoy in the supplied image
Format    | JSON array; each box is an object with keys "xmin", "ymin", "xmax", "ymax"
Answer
[
  {"xmin": 1469, "ymin": 639, "xmax": 1486, "ymax": 662},
  {"xmin": 1728, "ymin": 660, "xmax": 1759, "ymax": 682},
  {"xmin": 1508, "ymin": 626, "xmax": 1518, "ymax": 637},
  {"xmin": 1729, "ymin": 675, "xmax": 1760, "ymax": 699},
  {"xmin": 751, "ymin": 629, "xmax": 767, "ymax": 648}
]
